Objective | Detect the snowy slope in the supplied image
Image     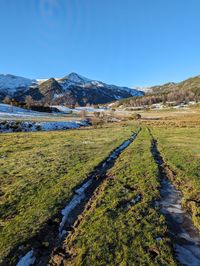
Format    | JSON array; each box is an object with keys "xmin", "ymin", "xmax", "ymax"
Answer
[
  {"xmin": 0, "ymin": 103, "xmax": 33, "ymax": 113},
  {"xmin": 65, "ymin": 72, "xmax": 92, "ymax": 84},
  {"xmin": 51, "ymin": 105, "xmax": 73, "ymax": 113},
  {"xmin": 58, "ymin": 73, "xmax": 142, "ymax": 97},
  {"xmin": 0, "ymin": 103, "xmax": 50, "ymax": 118},
  {"xmin": 56, "ymin": 73, "xmax": 143, "ymax": 99},
  {"xmin": 0, "ymin": 74, "xmax": 36, "ymax": 94}
]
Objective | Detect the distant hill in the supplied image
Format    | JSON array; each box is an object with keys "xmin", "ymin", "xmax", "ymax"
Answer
[
  {"xmin": 115, "ymin": 75, "xmax": 200, "ymax": 108},
  {"xmin": 149, "ymin": 75, "xmax": 200, "ymax": 94},
  {"xmin": 0, "ymin": 73, "xmax": 144, "ymax": 107}
]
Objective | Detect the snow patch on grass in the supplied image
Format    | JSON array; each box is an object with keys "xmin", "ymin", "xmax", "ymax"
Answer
[{"xmin": 0, "ymin": 120, "xmax": 88, "ymax": 133}]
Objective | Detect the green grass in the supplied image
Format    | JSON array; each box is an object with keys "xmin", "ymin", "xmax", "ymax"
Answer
[
  {"xmin": 0, "ymin": 124, "xmax": 135, "ymax": 263},
  {"xmin": 2, "ymin": 117, "xmax": 199, "ymax": 265},
  {"xmin": 152, "ymin": 126, "xmax": 200, "ymax": 231},
  {"xmin": 65, "ymin": 128, "xmax": 176, "ymax": 266}
]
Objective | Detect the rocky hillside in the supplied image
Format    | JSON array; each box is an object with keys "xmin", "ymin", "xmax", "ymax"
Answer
[
  {"xmin": 0, "ymin": 73, "xmax": 143, "ymax": 107},
  {"xmin": 150, "ymin": 75, "xmax": 200, "ymax": 95},
  {"xmin": 114, "ymin": 75, "xmax": 200, "ymax": 108}
]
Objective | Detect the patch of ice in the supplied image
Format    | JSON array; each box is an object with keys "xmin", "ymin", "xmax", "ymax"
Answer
[
  {"xmin": 59, "ymin": 179, "xmax": 93, "ymax": 235},
  {"xmin": 175, "ymin": 244, "xmax": 200, "ymax": 266},
  {"xmin": 75, "ymin": 179, "xmax": 93, "ymax": 195},
  {"xmin": 59, "ymin": 193, "xmax": 85, "ymax": 236},
  {"xmin": 102, "ymin": 162, "xmax": 107, "ymax": 167},
  {"xmin": 156, "ymin": 236, "xmax": 162, "ymax": 241},
  {"xmin": 58, "ymin": 130, "xmax": 139, "ymax": 236},
  {"xmin": 130, "ymin": 195, "xmax": 141, "ymax": 205},
  {"xmin": 166, "ymin": 206, "xmax": 184, "ymax": 214},
  {"xmin": 17, "ymin": 250, "xmax": 35, "ymax": 266}
]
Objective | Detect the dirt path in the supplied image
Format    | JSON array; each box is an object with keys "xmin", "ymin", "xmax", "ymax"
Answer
[
  {"xmin": 150, "ymin": 134, "xmax": 200, "ymax": 266},
  {"xmin": 16, "ymin": 129, "xmax": 140, "ymax": 266}
]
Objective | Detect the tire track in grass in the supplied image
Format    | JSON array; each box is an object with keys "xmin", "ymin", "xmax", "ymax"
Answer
[
  {"xmin": 48, "ymin": 127, "xmax": 176, "ymax": 266},
  {"xmin": 16, "ymin": 129, "xmax": 141, "ymax": 266},
  {"xmin": 150, "ymin": 129, "xmax": 200, "ymax": 266}
]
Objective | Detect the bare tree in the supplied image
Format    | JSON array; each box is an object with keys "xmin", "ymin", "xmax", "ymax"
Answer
[
  {"xmin": 94, "ymin": 111, "xmax": 100, "ymax": 118},
  {"xmin": 25, "ymin": 95, "xmax": 34, "ymax": 109},
  {"xmin": 80, "ymin": 110, "xmax": 87, "ymax": 120},
  {"xmin": 3, "ymin": 96, "xmax": 11, "ymax": 105},
  {"xmin": 90, "ymin": 116, "xmax": 100, "ymax": 128}
]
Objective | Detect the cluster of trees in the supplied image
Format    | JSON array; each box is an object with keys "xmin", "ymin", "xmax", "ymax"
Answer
[
  {"xmin": 2, "ymin": 96, "xmax": 104, "ymax": 111},
  {"xmin": 119, "ymin": 89, "xmax": 199, "ymax": 108},
  {"xmin": 80, "ymin": 110, "xmax": 124, "ymax": 128},
  {"xmin": 90, "ymin": 111, "xmax": 107, "ymax": 128},
  {"xmin": 80, "ymin": 110, "xmax": 106, "ymax": 128},
  {"xmin": 2, "ymin": 96, "xmax": 58, "ymax": 113},
  {"xmin": 3, "ymin": 95, "xmax": 34, "ymax": 108}
]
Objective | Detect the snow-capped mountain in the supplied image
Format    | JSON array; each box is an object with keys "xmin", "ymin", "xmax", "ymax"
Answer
[
  {"xmin": 0, "ymin": 74, "xmax": 37, "ymax": 98},
  {"xmin": 0, "ymin": 74, "xmax": 36, "ymax": 94},
  {"xmin": 0, "ymin": 73, "xmax": 144, "ymax": 106},
  {"xmin": 62, "ymin": 72, "xmax": 92, "ymax": 84}
]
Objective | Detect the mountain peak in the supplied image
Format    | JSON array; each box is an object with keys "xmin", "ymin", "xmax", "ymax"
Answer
[{"xmin": 66, "ymin": 72, "xmax": 92, "ymax": 84}]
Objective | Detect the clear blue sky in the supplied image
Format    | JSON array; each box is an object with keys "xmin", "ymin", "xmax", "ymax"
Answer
[{"xmin": 1, "ymin": 0, "xmax": 200, "ymax": 87}]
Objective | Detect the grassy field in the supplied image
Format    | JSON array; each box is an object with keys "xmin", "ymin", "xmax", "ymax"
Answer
[
  {"xmin": 57, "ymin": 113, "xmax": 200, "ymax": 266},
  {"xmin": 140, "ymin": 106, "xmax": 200, "ymax": 127},
  {"xmin": 1, "ymin": 108, "xmax": 200, "ymax": 265},
  {"xmin": 63, "ymin": 128, "xmax": 176, "ymax": 266},
  {"xmin": 0, "ymin": 124, "xmax": 136, "ymax": 263}
]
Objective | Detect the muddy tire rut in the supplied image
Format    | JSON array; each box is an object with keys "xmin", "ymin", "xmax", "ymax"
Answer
[{"xmin": 150, "ymin": 130, "xmax": 200, "ymax": 266}]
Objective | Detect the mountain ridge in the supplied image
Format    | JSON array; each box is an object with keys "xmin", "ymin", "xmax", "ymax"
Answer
[{"xmin": 0, "ymin": 73, "xmax": 143, "ymax": 107}]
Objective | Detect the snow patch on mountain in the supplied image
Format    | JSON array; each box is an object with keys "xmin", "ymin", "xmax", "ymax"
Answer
[{"xmin": 57, "ymin": 73, "xmax": 92, "ymax": 90}]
